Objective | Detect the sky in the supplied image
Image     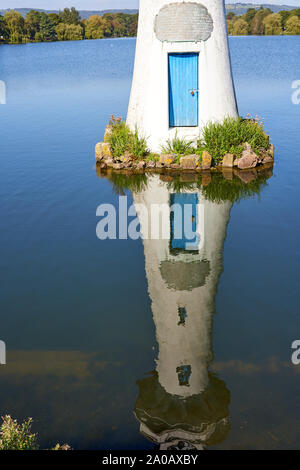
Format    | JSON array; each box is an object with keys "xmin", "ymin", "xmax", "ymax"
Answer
[{"xmin": 0, "ymin": 0, "xmax": 300, "ymax": 10}]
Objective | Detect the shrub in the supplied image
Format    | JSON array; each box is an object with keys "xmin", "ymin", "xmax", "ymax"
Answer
[
  {"xmin": 107, "ymin": 118, "xmax": 132, "ymax": 157},
  {"xmin": 107, "ymin": 117, "xmax": 149, "ymax": 160},
  {"xmin": 0, "ymin": 415, "xmax": 71, "ymax": 450},
  {"xmin": 161, "ymin": 131, "xmax": 195, "ymax": 156},
  {"xmin": 198, "ymin": 116, "xmax": 270, "ymax": 163},
  {"xmin": 0, "ymin": 415, "xmax": 38, "ymax": 450},
  {"xmin": 130, "ymin": 127, "xmax": 149, "ymax": 159}
]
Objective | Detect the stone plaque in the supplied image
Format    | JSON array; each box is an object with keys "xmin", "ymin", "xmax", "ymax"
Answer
[{"xmin": 155, "ymin": 2, "xmax": 213, "ymax": 42}]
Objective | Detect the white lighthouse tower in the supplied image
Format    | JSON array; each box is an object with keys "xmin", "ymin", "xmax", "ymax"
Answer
[{"xmin": 127, "ymin": 0, "xmax": 238, "ymax": 152}]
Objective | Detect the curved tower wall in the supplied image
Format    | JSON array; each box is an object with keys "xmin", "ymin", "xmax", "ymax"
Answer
[{"xmin": 127, "ymin": 0, "xmax": 238, "ymax": 152}]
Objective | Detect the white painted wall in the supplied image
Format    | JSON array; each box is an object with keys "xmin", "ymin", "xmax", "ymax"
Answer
[{"xmin": 127, "ymin": 0, "xmax": 238, "ymax": 152}]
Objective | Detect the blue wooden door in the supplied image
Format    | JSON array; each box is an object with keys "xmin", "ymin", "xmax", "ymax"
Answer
[{"xmin": 168, "ymin": 53, "xmax": 198, "ymax": 127}]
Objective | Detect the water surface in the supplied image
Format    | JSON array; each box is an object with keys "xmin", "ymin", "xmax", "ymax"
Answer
[{"xmin": 0, "ymin": 37, "xmax": 300, "ymax": 449}]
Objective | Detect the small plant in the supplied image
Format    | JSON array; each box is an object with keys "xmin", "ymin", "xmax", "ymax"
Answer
[
  {"xmin": 107, "ymin": 117, "xmax": 149, "ymax": 160},
  {"xmin": 198, "ymin": 116, "xmax": 270, "ymax": 164},
  {"xmin": 145, "ymin": 153, "xmax": 160, "ymax": 162},
  {"xmin": 0, "ymin": 415, "xmax": 38, "ymax": 450},
  {"xmin": 107, "ymin": 117, "xmax": 132, "ymax": 158},
  {"xmin": 130, "ymin": 127, "xmax": 149, "ymax": 159},
  {"xmin": 52, "ymin": 443, "xmax": 72, "ymax": 450},
  {"xmin": 0, "ymin": 415, "xmax": 71, "ymax": 450},
  {"xmin": 161, "ymin": 131, "xmax": 195, "ymax": 156}
]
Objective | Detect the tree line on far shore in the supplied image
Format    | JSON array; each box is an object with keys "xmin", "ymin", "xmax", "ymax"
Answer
[
  {"xmin": 0, "ymin": 7, "xmax": 138, "ymax": 44},
  {"xmin": 227, "ymin": 6, "xmax": 300, "ymax": 35},
  {"xmin": 1, "ymin": 6, "xmax": 300, "ymax": 44}
]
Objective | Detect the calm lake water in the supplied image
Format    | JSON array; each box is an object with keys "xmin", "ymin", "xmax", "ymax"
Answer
[{"xmin": 0, "ymin": 36, "xmax": 300, "ymax": 450}]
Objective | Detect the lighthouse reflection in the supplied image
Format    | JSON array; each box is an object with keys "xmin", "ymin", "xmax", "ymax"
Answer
[
  {"xmin": 96, "ymin": 165, "xmax": 273, "ymax": 449},
  {"xmin": 132, "ymin": 175, "xmax": 231, "ymax": 450}
]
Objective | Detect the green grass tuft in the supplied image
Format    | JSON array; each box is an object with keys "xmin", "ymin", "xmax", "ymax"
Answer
[
  {"xmin": 107, "ymin": 117, "xmax": 149, "ymax": 160},
  {"xmin": 198, "ymin": 116, "xmax": 270, "ymax": 163},
  {"xmin": 161, "ymin": 131, "xmax": 195, "ymax": 157}
]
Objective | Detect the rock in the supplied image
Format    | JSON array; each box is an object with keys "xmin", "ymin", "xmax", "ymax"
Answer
[
  {"xmin": 120, "ymin": 152, "xmax": 133, "ymax": 164},
  {"xmin": 259, "ymin": 148, "xmax": 269, "ymax": 159},
  {"xmin": 146, "ymin": 160, "xmax": 156, "ymax": 169},
  {"xmin": 222, "ymin": 153, "xmax": 234, "ymax": 168},
  {"xmin": 136, "ymin": 161, "xmax": 146, "ymax": 170},
  {"xmin": 159, "ymin": 154, "xmax": 175, "ymax": 166},
  {"xmin": 258, "ymin": 147, "xmax": 274, "ymax": 164},
  {"xmin": 95, "ymin": 142, "xmax": 112, "ymax": 162},
  {"xmin": 268, "ymin": 144, "xmax": 274, "ymax": 158},
  {"xmin": 233, "ymin": 158, "xmax": 239, "ymax": 167},
  {"xmin": 112, "ymin": 163, "xmax": 125, "ymax": 170},
  {"xmin": 104, "ymin": 125, "xmax": 113, "ymax": 143},
  {"xmin": 201, "ymin": 151, "xmax": 212, "ymax": 170},
  {"xmin": 261, "ymin": 154, "xmax": 274, "ymax": 164},
  {"xmin": 95, "ymin": 143, "xmax": 104, "ymax": 161},
  {"xmin": 170, "ymin": 163, "xmax": 180, "ymax": 169},
  {"xmin": 106, "ymin": 158, "xmax": 115, "ymax": 168},
  {"xmin": 99, "ymin": 162, "xmax": 107, "ymax": 170},
  {"xmin": 237, "ymin": 143, "xmax": 258, "ymax": 169},
  {"xmin": 180, "ymin": 155, "xmax": 198, "ymax": 170}
]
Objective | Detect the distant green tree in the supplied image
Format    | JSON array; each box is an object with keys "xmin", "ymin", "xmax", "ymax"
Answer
[
  {"xmin": 48, "ymin": 13, "xmax": 61, "ymax": 26},
  {"xmin": 279, "ymin": 10, "xmax": 292, "ymax": 28},
  {"xmin": 227, "ymin": 19, "xmax": 233, "ymax": 35},
  {"xmin": 58, "ymin": 7, "xmax": 81, "ymax": 25},
  {"xmin": 85, "ymin": 15, "xmax": 105, "ymax": 39},
  {"xmin": 250, "ymin": 8, "xmax": 272, "ymax": 35},
  {"xmin": 289, "ymin": 8, "xmax": 300, "ymax": 19},
  {"xmin": 244, "ymin": 8, "xmax": 257, "ymax": 24},
  {"xmin": 109, "ymin": 13, "xmax": 137, "ymax": 37},
  {"xmin": 127, "ymin": 14, "xmax": 138, "ymax": 36},
  {"xmin": 0, "ymin": 15, "xmax": 9, "ymax": 42},
  {"xmin": 232, "ymin": 18, "xmax": 249, "ymax": 35},
  {"xmin": 25, "ymin": 11, "xmax": 56, "ymax": 42},
  {"xmin": 25, "ymin": 10, "xmax": 42, "ymax": 41},
  {"xmin": 55, "ymin": 23, "xmax": 83, "ymax": 41},
  {"xmin": 285, "ymin": 15, "xmax": 300, "ymax": 35},
  {"xmin": 35, "ymin": 14, "xmax": 56, "ymax": 42},
  {"xmin": 4, "ymin": 10, "xmax": 25, "ymax": 43},
  {"xmin": 226, "ymin": 12, "xmax": 236, "ymax": 21},
  {"xmin": 263, "ymin": 13, "xmax": 283, "ymax": 35}
]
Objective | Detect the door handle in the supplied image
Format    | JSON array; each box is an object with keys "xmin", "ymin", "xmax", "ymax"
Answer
[{"xmin": 189, "ymin": 89, "xmax": 199, "ymax": 96}]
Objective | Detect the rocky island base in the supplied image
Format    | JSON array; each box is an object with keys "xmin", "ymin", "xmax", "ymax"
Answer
[{"xmin": 95, "ymin": 116, "xmax": 274, "ymax": 174}]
